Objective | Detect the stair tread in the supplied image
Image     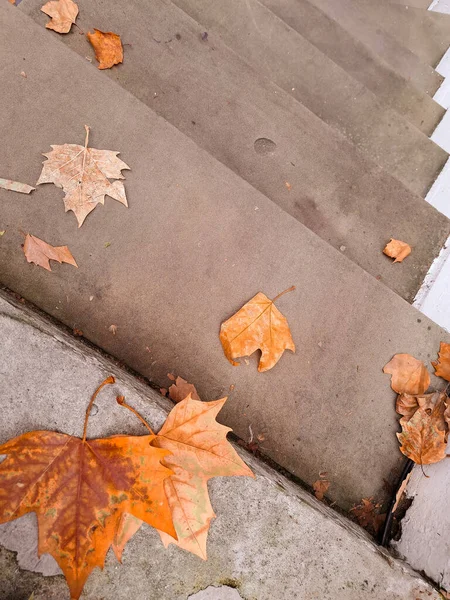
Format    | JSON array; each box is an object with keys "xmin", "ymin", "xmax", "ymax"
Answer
[
  {"xmin": 1, "ymin": 3, "xmax": 449, "ymax": 510},
  {"xmin": 15, "ymin": 0, "xmax": 450, "ymax": 302}
]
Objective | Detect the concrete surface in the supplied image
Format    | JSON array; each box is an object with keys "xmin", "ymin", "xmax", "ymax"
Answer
[
  {"xmin": 2, "ymin": 5, "xmax": 450, "ymax": 511},
  {"xmin": 307, "ymin": 0, "xmax": 445, "ymax": 95},
  {"xmin": 0, "ymin": 291, "xmax": 443, "ymax": 600},
  {"xmin": 260, "ymin": 0, "xmax": 445, "ymax": 134},
  {"xmin": 12, "ymin": 0, "xmax": 450, "ymax": 301},
  {"xmin": 171, "ymin": 0, "xmax": 448, "ymax": 198}
]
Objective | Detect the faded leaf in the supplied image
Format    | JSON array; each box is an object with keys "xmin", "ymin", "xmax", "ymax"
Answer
[
  {"xmin": 397, "ymin": 408, "xmax": 447, "ymax": 465},
  {"xmin": 313, "ymin": 478, "xmax": 330, "ymax": 501},
  {"xmin": 350, "ymin": 498, "xmax": 385, "ymax": 536},
  {"xmin": 37, "ymin": 126, "xmax": 130, "ymax": 227},
  {"xmin": 396, "ymin": 391, "xmax": 448, "ymax": 437},
  {"xmin": 0, "ymin": 177, "xmax": 34, "ymax": 194},
  {"xmin": 383, "ymin": 239, "xmax": 411, "ymax": 263},
  {"xmin": 87, "ymin": 29, "xmax": 123, "ymax": 70},
  {"xmin": 41, "ymin": 0, "xmax": 79, "ymax": 34},
  {"xmin": 432, "ymin": 342, "xmax": 450, "ymax": 382},
  {"xmin": 0, "ymin": 378, "xmax": 176, "ymax": 600},
  {"xmin": 220, "ymin": 286, "xmax": 295, "ymax": 372},
  {"xmin": 168, "ymin": 376, "xmax": 200, "ymax": 403},
  {"xmin": 23, "ymin": 234, "xmax": 77, "ymax": 272},
  {"xmin": 392, "ymin": 471, "xmax": 412, "ymax": 514},
  {"xmin": 383, "ymin": 354, "xmax": 430, "ymax": 395},
  {"xmin": 114, "ymin": 396, "xmax": 254, "ymax": 560}
]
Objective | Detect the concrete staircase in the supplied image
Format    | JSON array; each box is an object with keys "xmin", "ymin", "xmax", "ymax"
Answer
[{"xmin": 1, "ymin": 0, "xmax": 449, "ymax": 527}]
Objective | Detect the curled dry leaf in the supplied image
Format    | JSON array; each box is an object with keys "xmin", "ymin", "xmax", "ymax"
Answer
[
  {"xmin": 383, "ymin": 239, "xmax": 411, "ymax": 263},
  {"xmin": 41, "ymin": 0, "xmax": 79, "ymax": 34},
  {"xmin": 350, "ymin": 498, "xmax": 385, "ymax": 536},
  {"xmin": 391, "ymin": 471, "xmax": 412, "ymax": 514},
  {"xmin": 432, "ymin": 342, "xmax": 450, "ymax": 382},
  {"xmin": 383, "ymin": 354, "xmax": 430, "ymax": 395},
  {"xmin": 313, "ymin": 478, "xmax": 330, "ymax": 501},
  {"xmin": 113, "ymin": 395, "xmax": 254, "ymax": 560},
  {"xmin": 397, "ymin": 407, "xmax": 447, "ymax": 465},
  {"xmin": 37, "ymin": 126, "xmax": 130, "ymax": 227},
  {"xmin": 168, "ymin": 376, "xmax": 200, "ymax": 403},
  {"xmin": 396, "ymin": 391, "xmax": 448, "ymax": 436},
  {"xmin": 0, "ymin": 177, "xmax": 34, "ymax": 194},
  {"xmin": 87, "ymin": 29, "xmax": 123, "ymax": 70},
  {"xmin": 220, "ymin": 286, "xmax": 295, "ymax": 372},
  {"xmin": 23, "ymin": 234, "xmax": 78, "ymax": 272},
  {"xmin": 0, "ymin": 378, "xmax": 176, "ymax": 600}
]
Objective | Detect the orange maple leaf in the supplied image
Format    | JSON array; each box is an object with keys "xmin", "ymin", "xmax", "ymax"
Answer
[
  {"xmin": 397, "ymin": 407, "xmax": 447, "ymax": 465},
  {"xmin": 113, "ymin": 395, "xmax": 254, "ymax": 560},
  {"xmin": 87, "ymin": 29, "xmax": 123, "ymax": 70},
  {"xmin": 37, "ymin": 126, "xmax": 129, "ymax": 227},
  {"xmin": 383, "ymin": 353, "xmax": 430, "ymax": 395},
  {"xmin": 41, "ymin": 0, "xmax": 79, "ymax": 34},
  {"xmin": 168, "ymin": 375, "xmax": 200, "ymax": 403},
  {"xmin": 23, "ymin": 233, "xmax": 77, "ymax": 271},
  {"xmin": 0, "ymin": 378, "xmax": 175, "ymax": 599},
  {"xmin": 383, "ymin": 239, "xmax": 411, "ymax": 263},
  {"xmin": 220, "ymin": 286, "xmax": 295, "ymax": 372}
]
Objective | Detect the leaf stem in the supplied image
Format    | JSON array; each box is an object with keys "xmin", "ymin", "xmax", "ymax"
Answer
[
  {"xmin": 82, "ymin": 376, "xmax": 115, "ymax": 442},
  {"xmin": 116, "ymin": 396, "xmax": 155, "ymax": 435},
  {"xmin": 272, "ymin": 285, "xmax": 296, "ymax": 303}
]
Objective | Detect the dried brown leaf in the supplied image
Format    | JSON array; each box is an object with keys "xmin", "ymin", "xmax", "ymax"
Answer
[
  {"xmin": 41, "ymin": 0, "xmax": 79, "ymax": 34},
  {"xmin": 350, "ymin": 498, "xmax": 385, "ymax": 536},
  {"xmin": 383, "ymin": 354, "xmax": 430, "ymax": 395},
  {"xmin": 87, "ymin": 29, "xmax": 123, "ymax": 70},
  {"xmin": 168, "ymin": 376, "xmax": 200, "ymax": 403},
  {"xmin": 313, "ymin": 479, "xmax": 330, "ymax": 501},
  {"xmin": 0, "ymin": 177, "xmax": 34, "ymax": 194},
  {"xmin": 23, "ymin": 234, "xmax": 77, "ymax": 272},
  {"xmin": 432, "ymin": 342, "xmax": 450, "ymax": 382},
  {"xmin": 392, "ymin": 471, "xmax": 412, "ymax": 514},
  {"xmin": 383, "ymin": 239, "xmax": 411, "ymax": 263},
  {"xmin": 396, "ymin": 391, "xmax": 448, "ymax": 435},
  {"xmin": 397, "ymin": 408, "xmax": 447, "ymax": 465},
  {"xmin": 37, "ymin": 126, "xmax": 129, "ymax": 227},
  {"xmin": 220, "ymin": 286, "xmax": 295, "ymax": 372}
]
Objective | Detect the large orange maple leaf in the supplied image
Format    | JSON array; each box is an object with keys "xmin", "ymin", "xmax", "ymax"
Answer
[{"xmin": 0, "ymin": 378, "xmax": 175, "ymax": 599}]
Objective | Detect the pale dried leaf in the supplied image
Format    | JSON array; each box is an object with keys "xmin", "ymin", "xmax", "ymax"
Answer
[
  {"xmin": 0, "ymin": 177, "xmax": 34, "ymax": 194},
  {"xmin": 432, "ymin": 342, "xmax": 450, "ymax": 382},
  {"xmin": 108, "ymin": 324, "xmax": 117, "ymax": 335},
  {"xmin": 168, "ymin": 376, "xmax": 200, "ymax": 403},
  {"xmin": 392, "ymin": 471, "xmax": 412, "ymax": 514},
  {"xmin": 383, "ymin": 354, "xmax": 430, "ymax": 395},
  {"xmin": 23, "ymin": 234, "xmax": 78, "ymax": 272},
  {"xmin": 220, "ymin": 287, "xmax": 295, "ymax": 372},
  {"xmin": 383, "ymin": 239, "xmax": 411, "ymax": 263},
  {"xmin": 87, "ymin": 29, "xmax": 123, "ymax": 70},
  {"xmin": 37, "ymin": 126, "xmax": 130, "ymax": 227},
  {"xmin": 397, "ymin": 408, "xmax": 447, "ymax": 465},
  {"xmin": 313, "ymin": 479, "xmax": 330, "ymax": 501},
  {"xmin": 41, "ymin": 0, "xmax": 78, "ymax": 34},
  {"xmin": 396, "ymin": 391, "xmax": 448, "ymax": 438}
]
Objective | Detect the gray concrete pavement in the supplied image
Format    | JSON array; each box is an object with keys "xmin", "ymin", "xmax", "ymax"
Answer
[
  {"xmin": 12, "ymin": 0, "xmax": 450, "ymax": 301},
  {"xmin": 0, "ymin": 292, "xmax": 442, "ymax": 600}
]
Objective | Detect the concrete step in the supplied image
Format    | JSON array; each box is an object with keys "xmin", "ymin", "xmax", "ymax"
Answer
[
  {"xmin": 352, "ymin": 1, "xmax": 450, "ymax": 67},
  {"xmin": 14, "ymin": 0, "xmax": 450, "ymax": 302},
  {"xmin": 259, "ymin": 0, "xmax": 445, "ymax": 135},
  {"xmin": 0, "ymin": 292, "xmax": 442, "ymax": 600},
  {"xmin": 306, "ymin": 0, "xmax": 445, "ymax": 96},
  {"xmin": 1, "ymin": 4, "xmax": 450, "ymax": 513},
  {"xmin": 170, "ymin": 0, "xmax": 448, "ymax": 198}
]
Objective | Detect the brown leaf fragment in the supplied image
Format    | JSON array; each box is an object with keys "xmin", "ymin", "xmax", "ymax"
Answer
[
  {"xmin": 41, "ymin": 0, "xmax": 79, "ymax": 34},
  {"xmin": 109, "ymin": 324, "xmax": 117, "ymax": 335},
  {"xmin": 392, "ymin": 471, "xmax": 412, "ymax": 514},
  {"xmin": 397, "ymin": 391, "xmax": 448, "ymax": 437},
  {"xmin": 350, "ymin": 498, "xmax": 385, "ymax": 536},
  {"xmin": 313, "ymin": 478, "xmax": 330, "ymax": 501},
  {"xmin": 160, "ymin": 388, "xmax": 168, "ymax": 396},
  {"xmin": 168, "ymin": 376, "xmax": 200, "ymax": 403},
  {"xmin": 37, "ymin": 126, "xmax": 130, "ymax": 227},
  {"xmin": 220, "ymin": 286, "xmax": 296, "ymax": 372},
  {"xmin": 167, "ymin": 373, "xmax": 176, "ymax": 381},
  {"xmin": 397, "ymin": 408, "xmax": 447, "ymax": 465},
  {"xmin": 73, "ymin": 328, "xmax": 83, "ymax": 337},
  {"xmin": 383, "ymin": 354, "xmax": 430, "ymax": 395},
  {"xmin": 23, "ymin": 234, "xmax": 77, "ymax": 272},
  {"xmin": 432, "ymin": 342, "xmax": 450, "ymax": 382},
  {"xmin": 20, "ymin": 71, "xmax": 27, "ymax": 78},
  {"xmin": 0, "ymin": 177, "xmax": 34, "ymax": 194},
  {"xmin": 383, "ymin": 238, "xmax": 411, "ymax": 263},
  {"xmin": 87, "ymin": 29, "xmax": 123, "ymax": 70},
  {"xmin": 8, "ymin": 0, "xmax": 15, "ymax": 4}
]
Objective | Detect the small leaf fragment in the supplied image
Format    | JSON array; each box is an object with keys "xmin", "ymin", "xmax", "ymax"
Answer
[
  {"xmin": 313, "ymin": 478, "xmax": 330, "ymax": 501},
  {"xmin": 109, "ymin": 324, "xmax": 117, "ymax": 335},
  {"xmin": 41, "ymin": 0, "xmax": 79, "ymax": 34},
  {"xmin": 220, "ymin": 287, "xmax": 295, "ymax": 372},
  {"xmin": 383, "ymin": 239, "xmax": 411, "ymax": 263},
  {"xmin": 383, "ymin": 354, "xmax": 430, "ymax": 395},
  {"xmin": 350, "ymin": 498, "xmax": 385, "ymax": 536},
  {"xmin": 23, "ymin": 234, "xmax": 78, "ymax": 272},
  {"xmin": 0, "ymin": 177, "xmax": 35, "ymax": 194},
  {"xmin": 168, "ymin": 376, "xmax": 200, "ymax": 403},
  {"xmin": 87, "ymin": 29, "xmax": 123, "ymax": 70},
  {"xmin": 397, "ymin": 407, "xmax": 447, "ymax": 465},
  {"xmin": 432, "ymin": 342, "xmax": 450, "ymax": 382},
  {"xmin": 0, "ymin": 231, "xmax": 5, "ymax": 236}
]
